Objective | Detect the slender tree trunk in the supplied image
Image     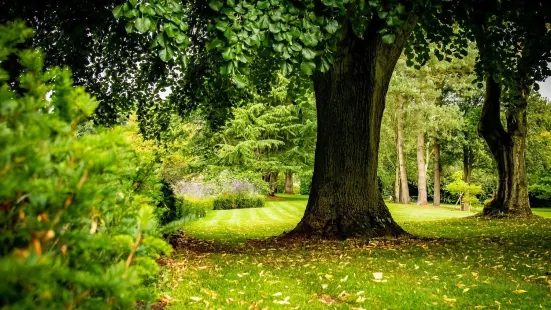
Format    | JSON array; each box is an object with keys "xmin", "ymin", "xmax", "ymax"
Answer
[
  {"xmin": 394, "ymin": 161, "xmax": 400, "ymax": 203},
  {"xmin": 416, "ymin": 133, "xmax": 428, "ymax": 205},
  {"xmin": 288, "ymin": 17, "xmax": 416, "ymax": 239},
  {"xmin": 479, "ymin": 76, "xmax": 531, "ymax": 216},
  {"xmin": 284, "ymin": 171, "xmax": 293, "ymax": 194},
  {"xmin": 433, "ymin": 138, "xmax": 441, "ymax": 207},
  {"xmin": 461, "ymin": 145, "xmax": 472, "ymax": 211},
  {"xmin": 268, "ymin": 171, "xmax": 278, "ymax": 197},
  {"xmin": 396, "ymin": 99, "xmax": 410, "ymax": 204}
]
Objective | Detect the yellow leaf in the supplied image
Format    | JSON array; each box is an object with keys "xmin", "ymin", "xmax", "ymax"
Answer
[{"xmin": 513, "ymin": 289, "xmax": 527, "ymax": 294}]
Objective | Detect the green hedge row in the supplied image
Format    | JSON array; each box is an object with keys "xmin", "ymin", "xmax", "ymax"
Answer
[
  {"xmin": 174, "ymin": 196, "xmax": 213, "ymax": 220},
  {"xmin": 213, "ymin": 194, "xmax": 265, "ymax": 210}
]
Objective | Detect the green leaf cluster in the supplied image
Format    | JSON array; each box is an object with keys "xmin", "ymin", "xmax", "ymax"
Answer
[{"xmin": 0, "ymin": 22, "xmax": 171, "ymax": 309}]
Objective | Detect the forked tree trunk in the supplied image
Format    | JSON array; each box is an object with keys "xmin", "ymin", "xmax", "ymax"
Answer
[
  {"xmin": 433, "ymin": 138, "xmax": 441, "ymax": 207},
  {"xmin": 479, "ymin": 76, "xmax": 531, "ymax": 216},
  {"xmin": 288, "ymin": 18, "xmax": 416, "ymax": 239},
  {"xmin": 416, "ymin": 133, "xmax": 428, "ymax": 205},
  {"xmin": 284, "ymin": 171, "xmax": 293, "ymax": 194},
  {"xmin": 396, "ymin": 99, "xmax": 410, "ymax": 204}
]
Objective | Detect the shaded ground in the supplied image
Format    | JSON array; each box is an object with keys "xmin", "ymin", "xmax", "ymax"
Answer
[{"xmin": 159, "ymin": 196, "xmax": 551, "ymax": 309}]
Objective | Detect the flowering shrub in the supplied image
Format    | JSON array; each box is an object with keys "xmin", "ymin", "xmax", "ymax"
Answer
[
  {"xmin": 0, "ymin": 22, "xmax": 170, "ymax": 308},
  {"xmin": 175, "ymin": 170, "xmax": 268, "ymax": 198}
]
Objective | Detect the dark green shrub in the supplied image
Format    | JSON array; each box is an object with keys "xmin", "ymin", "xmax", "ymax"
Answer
[
  {"xmin": 0, "ymin": 22, "xmax": 171, "ymax": 309},
  {"xmin": 213, "ymin": 193, "xmax": 265, "ymax": 210},
  {"xmin": 159, "ymin": 180, "xmax": 179, "ymax": 225}
]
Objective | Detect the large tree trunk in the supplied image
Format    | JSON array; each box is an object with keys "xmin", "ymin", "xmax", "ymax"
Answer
[
  {"xmin": 433, "ymin": 138, "xmax": 440, "ymax": 207},
  {"xmin": 284, "ymin": 171, "xmax": 293, "ymax": 194},
  {"xmin": 478, "ymin": 76, "xmax": 531, "ymax": 216},
  {"xmin": 416, "ymin": 133, "xmax": 428, "ymax": 205},
  {"xmin": 288, "ymin": 18, "xmax": 416, "ymax": 239},
  {"xmin": 396, "ymin": 99, "xmax": 410, "ymax": 204}
]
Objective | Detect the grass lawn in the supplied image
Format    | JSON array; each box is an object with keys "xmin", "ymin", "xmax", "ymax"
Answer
[{"xmin": 161, "ymin": 195, "xmax": 551, "ymax": 309}]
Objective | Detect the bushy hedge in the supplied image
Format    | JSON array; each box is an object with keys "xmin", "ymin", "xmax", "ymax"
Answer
[
  {"xmin": 174, "ymin": 196, "xmax": 213, "ymax": 220},
  {"xmin": 0, "ymin": 22, "xmax": 171, "ymax": 309},
  {"xmin": 213, "ymin": 193, "xmax": 265, "ymax": 210}
]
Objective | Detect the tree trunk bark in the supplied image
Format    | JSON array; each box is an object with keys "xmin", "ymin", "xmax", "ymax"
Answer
[
  {"xmin": 478, "ymin": 76, "xmax": 532, "ymax": 216},
  {"xmin": 416, "ymin": 133, "xmax": 428, "ymax": 205},
  {"xmin": 284, "ymin": 171, "xmax": 293, "ymax": 194},
  {"xmin": 268, "ymin": 171, "xmax": 278, "ymax": 197},
  {"xmin": 396, "ymin": 99, "xmax": 410, "ymax": 204},
  {"xmin": 287, "ymin": 18, "xmax": 416, "ymax": 239},
  {"xmin": 461, "ymin": 145, "xmax": 473, "ymax": 211},
  {"xmin": 433, "ymin": 138, "xmax": 440, "ymax": 207},
  {"xmin": 394, "ymin": 160, "xmax": 400, "ymax": 203}
]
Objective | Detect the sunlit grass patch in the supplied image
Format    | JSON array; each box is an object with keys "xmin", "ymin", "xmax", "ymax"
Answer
[
  {"xmin": 183, "ymin": 195, "xmax": 472, "ymax": 243},
  {"xmin": 163, "ymin": 196, "xmax": 551, "ymax": 309}
]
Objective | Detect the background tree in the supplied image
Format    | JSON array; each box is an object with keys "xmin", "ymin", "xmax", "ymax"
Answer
[
  {"xmin": 214, "ymin": 73, "xmax": 316, "ymax": 196},
  {"xmin": 455, "ymin": 0, "xmax": 551, "ymax": 216}
]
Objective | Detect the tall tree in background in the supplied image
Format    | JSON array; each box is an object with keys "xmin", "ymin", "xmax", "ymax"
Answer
[
  {"xmin": 457, "ymin": 0, "xmax": 551, "ymax": 216},
  {"xmin": 214, "ymin": 74, "xmax": 316, "ymax": 196},
  {"xmin": 388, "ymin": 55, "xmax": 467, "ymax": 205}
]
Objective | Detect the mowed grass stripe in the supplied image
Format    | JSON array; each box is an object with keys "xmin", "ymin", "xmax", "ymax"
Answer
[
  {"xmin": 268, "ymin": 204, "xmax": 301, "ymax": 221},
  {"xmin": 258, "ymin": 206, "xmax": 285, "ymax": 223},
  {"xmin": 275, "ymin": 201, "xmax": 305, "ymax": 217},
  {"xmin": 182, "ymin": 196, "xmax": 551, "ymax": 242}
]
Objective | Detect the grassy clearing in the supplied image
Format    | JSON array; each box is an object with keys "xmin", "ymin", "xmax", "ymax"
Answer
[
  {"xmin": 161, "ymin": 195, "xmax": 551, "ymax": 309},
  {"xmin": 183, "ymin": 194, "xmax": 476, "ymax": 243}
]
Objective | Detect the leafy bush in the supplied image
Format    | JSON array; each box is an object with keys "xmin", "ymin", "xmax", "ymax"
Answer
[
  {"xmin": 445, "ymin": 171, "xmax": 483, "ymax": 210},
  {"xmin": 299, "ymin": 173, "xmax": 313, "ymax": 195},
  {"xmin": 213, "ymin": 193, "xmax": 265, "ymax": 210},
  {"xmin": 0, "ymin": 22, "xmax": 171, "ymax": 308},
  {"xmin": 175, "ymin": 196, "xmax": 213, "ymax": 220}
]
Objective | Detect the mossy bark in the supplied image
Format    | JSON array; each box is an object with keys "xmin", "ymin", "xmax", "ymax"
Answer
[{"xmin": 287, "ymin": 17, "xmax": 416, "ymax": 239}]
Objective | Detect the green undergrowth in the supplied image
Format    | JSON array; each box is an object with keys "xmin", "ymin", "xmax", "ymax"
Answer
[{"xmin": 159, "ymin": 196, "xmax": 551, "ymax": 309}]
